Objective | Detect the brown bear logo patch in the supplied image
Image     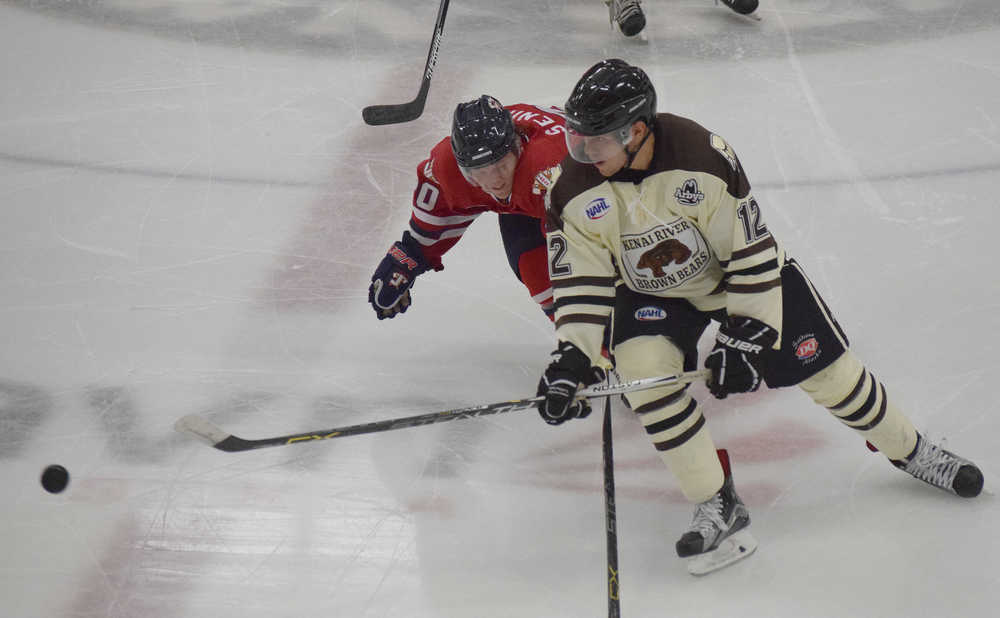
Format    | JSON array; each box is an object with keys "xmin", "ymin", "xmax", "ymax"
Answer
[{"xmin": 636, "ymin": 239, "xmax": 692, "ymax": 277}]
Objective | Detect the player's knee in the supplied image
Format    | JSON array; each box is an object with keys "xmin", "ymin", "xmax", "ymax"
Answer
[
  {"xmin": 615, "ymin": 336, "xmax": 685, "ymax": 399},
  {"xmin": 616, "ymin": 335, "xmax": 700, "ymax": 438}
]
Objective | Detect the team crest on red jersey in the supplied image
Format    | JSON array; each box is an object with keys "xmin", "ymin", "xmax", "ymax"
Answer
[{"xmin": 532, "ymin": 165, "xmax": 559, "ymax": 196}]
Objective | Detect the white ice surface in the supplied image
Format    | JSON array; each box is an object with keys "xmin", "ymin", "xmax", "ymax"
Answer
[{"xmin": 2, "ymin": 1, "xmax": 999, "ymax": 617}]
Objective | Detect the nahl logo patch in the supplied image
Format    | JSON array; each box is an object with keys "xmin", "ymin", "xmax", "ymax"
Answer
[
  {"xmin": 634, "ymin": 306, "xmax": 667, "ymax": 321},
  {"xmin": 585, "ymin": 197, "xmax": 611, "ymax": 220},
  {"xmin": 674, "ymin": 179, "xmax": 705, "ymax": 206}
]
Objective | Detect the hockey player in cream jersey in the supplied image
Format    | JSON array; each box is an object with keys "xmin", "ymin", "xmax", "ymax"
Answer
[{"xmin": 535, "ymin": 59, "xmax": 984, "ymax": 572}]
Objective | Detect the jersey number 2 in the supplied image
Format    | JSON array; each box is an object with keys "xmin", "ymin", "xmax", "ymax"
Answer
[{"xmin": 548, "ymin": 234, "xmax": 572, "ymax": 276}]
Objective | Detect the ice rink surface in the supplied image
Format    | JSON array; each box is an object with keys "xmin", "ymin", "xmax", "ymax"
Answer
[{"xmin": 2, "ymin": 1, "xmax": 999, "ymax": 616}]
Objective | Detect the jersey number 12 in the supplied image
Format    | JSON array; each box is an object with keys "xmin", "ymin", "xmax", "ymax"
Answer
[{"xmin": 737, "ymin": 197, "xmax": 769, "ymax": 243}]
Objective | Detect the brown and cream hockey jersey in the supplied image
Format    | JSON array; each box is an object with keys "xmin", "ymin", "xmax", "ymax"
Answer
[{"xmin": 545, "ymin": 113, "xmax": 785, "ymax": 366}]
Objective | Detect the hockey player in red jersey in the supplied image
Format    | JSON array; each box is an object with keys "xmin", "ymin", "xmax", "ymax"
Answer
[{"xmin": 368, "ymin": 96, "xmax": 567, "ymax": 321}]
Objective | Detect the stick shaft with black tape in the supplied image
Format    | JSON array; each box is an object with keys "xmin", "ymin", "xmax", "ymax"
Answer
[
  {"xmin": 602, "ymin": 397, "xmax": 621, "ymax": 617},
  {"xmin": 175, "ymin": 371, "xmax": 708, "ymax": 453},
  {"xmin": 361, "ymin": 0, "xmax": 449, "ymax": 125}
]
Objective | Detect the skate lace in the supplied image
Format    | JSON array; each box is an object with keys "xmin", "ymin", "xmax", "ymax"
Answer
[
  {"xmin": 610, "ymin": 0, "xmax": 643, "ymax": 23},
  {"xmin": 905, "ymin": 438, "xmax": 962, "ymax": 490},
  {"xmin": 691, "ymin": 493, "xmax": 727, "ymax": 538}
]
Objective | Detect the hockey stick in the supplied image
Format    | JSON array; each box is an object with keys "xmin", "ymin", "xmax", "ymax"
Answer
[
  {"xmin": 361, "ymin": 0, "xmax": 450, "ymax": 125},
  {"xmin": 602, "ymin": 396, "xmax": 621, "ymax": 618},
  {"xmin": 175, "ymin": 370, "xmax": 709, "ymax": 453}
]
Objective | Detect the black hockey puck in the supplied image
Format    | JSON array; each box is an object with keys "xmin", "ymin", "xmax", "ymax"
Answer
[{"xmin": 41, "ymin": 464, "xmax": 70, "ymax": 494}]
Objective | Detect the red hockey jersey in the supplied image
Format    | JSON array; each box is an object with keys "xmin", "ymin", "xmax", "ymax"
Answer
[{"xmin": 406, "ymin": 103, "xmax": 567, "ymax": 269}]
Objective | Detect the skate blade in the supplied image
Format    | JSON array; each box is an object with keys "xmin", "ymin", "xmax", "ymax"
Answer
[
  {"xmin": 686, "ymin": 529, "xmax": 758, "ymax": 576},
  {"xmin": 612, "ymin": 23, "xmax": 649, "ymax": 42}
]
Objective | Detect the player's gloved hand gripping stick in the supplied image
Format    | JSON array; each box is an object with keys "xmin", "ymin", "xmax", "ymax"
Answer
[{"xmin": 536, "ymin": 341, "xmax": 606, "ymax": 425}]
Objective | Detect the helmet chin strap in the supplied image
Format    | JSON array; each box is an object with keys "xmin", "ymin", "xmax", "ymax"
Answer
[
  {"xmin": 487, "ymin": 190, "xmax": 511, "ymax": 204},
  {"xmin": 623, "ymin": 123, "xmax": 654, "ymax": 170}
]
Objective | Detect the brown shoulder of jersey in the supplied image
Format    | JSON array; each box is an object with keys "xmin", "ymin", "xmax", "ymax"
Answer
[
  {"xmin": 546, "ymin": 153, "xmax": 606, "ymax": 232},
  {"xmin": 652, "ymin": 113, "xmax": 751, "ymax": 199}
]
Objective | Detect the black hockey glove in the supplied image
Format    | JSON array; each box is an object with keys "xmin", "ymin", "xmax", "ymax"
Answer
[
  {"xmin": 704, "ymin": 316, "xmax": 778, "ymax": 400},
  {"xmin": 536, "ymin": 341, "xmax": 605, "ymax": 425},
  {"xmin": 368, "ymin": 232, "xmax": 431, "ymax": 320}
]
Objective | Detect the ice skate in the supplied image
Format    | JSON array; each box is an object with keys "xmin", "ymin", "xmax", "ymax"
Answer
[
  {"xmin": 676, "ymin": 450, "xmax": 757, "ymax": 575},
  {"xmin": 717, "ymin": 0, "xmax": 760, "ymax": 19},
  {"xmin": 893, "ymin": 434, "xmax": 983, "ymax": 498},
  {"xmin": 606, "ymin": 0, "xmax": 646, "ymax": 37}
]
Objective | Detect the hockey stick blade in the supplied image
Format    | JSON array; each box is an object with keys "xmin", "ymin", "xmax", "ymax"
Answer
[
  {"xmin": 361, "ymin": 0, "xmax": 448, "ymax": 126},
  {"xmin": 175, "ymin": 369, "xmax": 709, "ymax": 453},
  {"xmin": 362, "ymin": 101, "xmax": 426, "ymax": 126},
  {"xmin": 174, "ymin": 415, "xmax": 239, "ymax": 450}
]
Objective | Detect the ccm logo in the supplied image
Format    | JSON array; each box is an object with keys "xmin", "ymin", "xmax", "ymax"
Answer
[
  {"xmin": 796, "ymin": 337, "xmax": 819, "ymax": 359},
  {"xmin": 585, "ymin": 198, "xmax": 611, "ymax": 220},
  {"xmin": 717, "ymin": 333, "xmax": 763, "ymax": 354},
  {"xmin": 634, "ymin": 306, "xmax": 667, "ymax": 321}
]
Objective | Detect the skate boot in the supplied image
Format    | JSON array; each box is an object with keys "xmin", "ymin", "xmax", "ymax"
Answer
[
  {"xmin": 606, "ymin": 0, "xmax": 646, "ymax": 37},
  {"xmin": 893, "ymin": 433, "xmax": 983, "ymax": 498},
  {"xmin": 717, "ymin": 0, "xmax": 759, "ymax": 15},
  {"xmin": 676, "ymin": 449, "xmax": 750, "ymax": 557}
]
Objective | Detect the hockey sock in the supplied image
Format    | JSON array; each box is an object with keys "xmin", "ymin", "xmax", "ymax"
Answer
[
  {"xmin": 799, "ymin": 351, "xmax": 918, "ymax": 460},
  {"xmin": 618, "ymin": 336, "xmax": 724, "ymax": 502}
]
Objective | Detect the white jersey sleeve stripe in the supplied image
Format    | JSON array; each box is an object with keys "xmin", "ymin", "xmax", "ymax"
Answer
[
  {"xmin": 409, "ymin": 226, "xmax": 469, "ymax": 246},
  {"xmin": 531, "ymin": 288, "xmax": 554, "ymax": 303},
  {"xmin": 412, "ymin": 208, "xmax": 481, "ymax": 227}
]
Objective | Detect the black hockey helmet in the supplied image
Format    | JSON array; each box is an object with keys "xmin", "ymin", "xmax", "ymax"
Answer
[
  {"xmin": 451, "ymin": 95, "xmax": 518, "ymax": 169},
  {"xmin": 564, "ymin": 59, "xmax": 656, "ymax": 136}
]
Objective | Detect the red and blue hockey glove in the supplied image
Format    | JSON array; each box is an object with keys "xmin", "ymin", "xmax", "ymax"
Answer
[
  {"xmin": 704, "ymin": 316, "xmax": 778, "ymax": 399},
  {"xmin": 368, "ymin": 232, "xmax": 431, "ymax": 320},
  {"xmin": 536, "ymin": 341, "xmax": 605, "ymax": 425}
]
